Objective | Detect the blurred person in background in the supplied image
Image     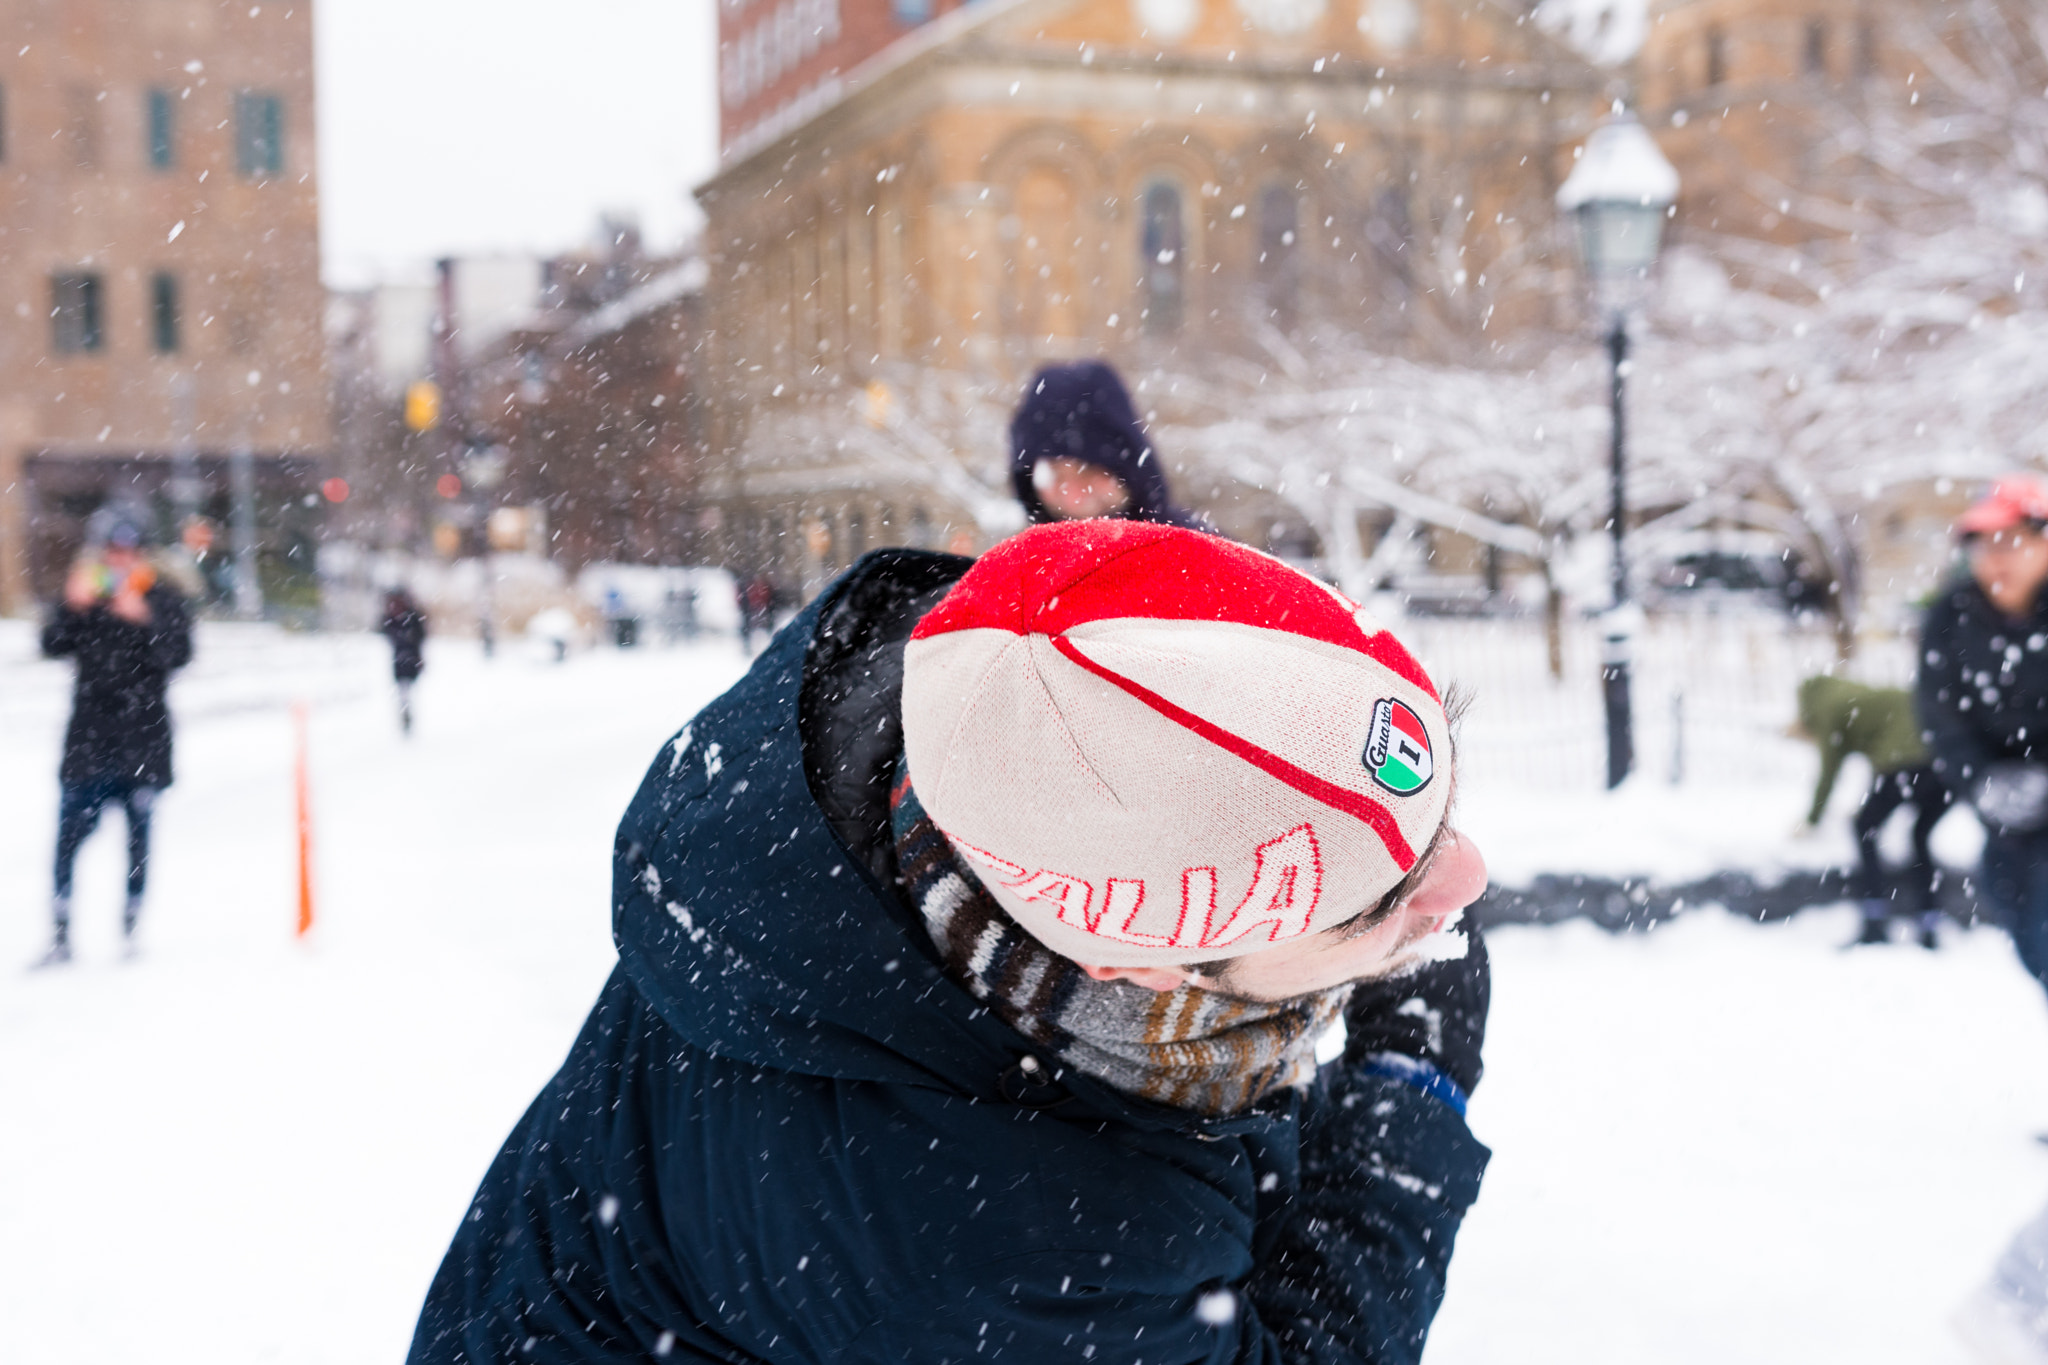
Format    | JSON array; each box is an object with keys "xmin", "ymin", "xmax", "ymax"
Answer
[
  {"xmin": 1795, "ymin": 675, "xmax": 1950, "ymax": 948},
  {"xmin": 1922, "ymin": 477, "xmax": 2048, "ymax": 1362},
  {"xmin": 1011, "ymin": 359, "xmax": 1206, "ymax": 529},
  {"xmin": 379, "ymin": 588, "xmax": 429, "ymax": 737},
  {"xmin": 36, "ymin": 508, "xmax": 193, "ymax": 966},
  {"xmin": 1919, "ymin": 476, "xmax": 2048, "ymax": 994},
  {"xmin": 738, "ymin": 571, "xmax": 777, "ymax": 653}
]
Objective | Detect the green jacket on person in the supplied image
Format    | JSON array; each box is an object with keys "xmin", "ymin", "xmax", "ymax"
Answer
[{"xmin": 1798, "ymin": 675, "xmax": 1929, "ymax": 826}]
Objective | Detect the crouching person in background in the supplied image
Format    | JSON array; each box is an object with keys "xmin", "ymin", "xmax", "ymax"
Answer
[
  {"xmin": 408, "ymin": 521, "xmax": 1492, "ymax": 1365},
  {"xmin": 1796, "ymin": 675, "xmax": 1951, "ymax": 948}
]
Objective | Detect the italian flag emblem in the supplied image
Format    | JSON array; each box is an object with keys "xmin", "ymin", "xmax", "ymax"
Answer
[{"xmin": 1365, "ymin": 698, "xmax": 1433, "ymax": 795}]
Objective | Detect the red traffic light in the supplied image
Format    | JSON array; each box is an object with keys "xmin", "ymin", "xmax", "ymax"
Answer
[
  {"xmin": 321, "ymin": 477, "xmax": 350, "ymax": 503},
  {"xmin": 436, "ymin": 473, "xmax": 463, "ymax": 499}
]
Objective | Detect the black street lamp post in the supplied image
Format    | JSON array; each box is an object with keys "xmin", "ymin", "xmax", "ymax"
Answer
[
  {"xmin": 1602, "ymin": 317, "xmax": 1633, "ymax": 787},
  {"xmin": 1557, "ymin": 110, "xmax": 1679, "ymax": 790}
]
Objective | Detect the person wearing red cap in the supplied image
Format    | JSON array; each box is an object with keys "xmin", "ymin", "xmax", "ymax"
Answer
[
  {"xmin": 1929, "ymin": 478, "xmax": 2048, "ymax": 1357},
  {"xmin": 1919, "ymin": 475, "xmax": 2048, "ymax": 992},
  {"xmin": 408, "ymin": 520, "xmax": 1492, "ymax": 1365}
]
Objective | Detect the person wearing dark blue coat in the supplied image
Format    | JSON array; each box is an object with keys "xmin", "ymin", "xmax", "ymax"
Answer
[
  {"xmin": 408, "ymin": 523, "xmax": 1492, "ymax": 1365},
  {"xmin": 37, "ymin": 514, "xmax": 193, "ymax": 964},
  {"xmin": 1012, "ymin": 360, "xmax": 1206, "ymax": 530}
]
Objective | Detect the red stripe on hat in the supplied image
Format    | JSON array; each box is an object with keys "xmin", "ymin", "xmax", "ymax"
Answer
[
  {"xmin": 1051, "ymin": 634, "xmax": 1418, "ymax": 871},
  {"xmin": 914, "ymin": 521, "xmax": 1439, "ymax": 702},
  {"xmin": 1389, "ymin": 701, "xmax": 1428, "ymax": 746}
]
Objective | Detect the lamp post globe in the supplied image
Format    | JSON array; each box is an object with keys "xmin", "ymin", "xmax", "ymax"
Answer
[
  {"xmin": 1557, "ymin": 114, "xmax": 1681, "ymax": 291},
  {"xmin": 1558, "ymin": 110, "xmax": 1679, "ymax": 790}
]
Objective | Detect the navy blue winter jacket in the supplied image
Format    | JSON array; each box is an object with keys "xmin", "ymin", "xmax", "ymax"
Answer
[{"xmin": 407, "ymin": 550, "xmax": 1488, "ymax": 1365}]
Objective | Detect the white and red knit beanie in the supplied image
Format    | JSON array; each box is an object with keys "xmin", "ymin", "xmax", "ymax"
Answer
[{"xmin": 901, "ymin": 520, "xmax": 1451, "ymax": 967}]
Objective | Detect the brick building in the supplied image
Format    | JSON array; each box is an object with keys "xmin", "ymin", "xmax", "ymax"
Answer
[
  {"xmin": 0, "ymin": 0, "xmax": 329, "ymax": 613},
  {"xmin": 720, "ymin": 0, "xmax": 974, "ymax": 162}
]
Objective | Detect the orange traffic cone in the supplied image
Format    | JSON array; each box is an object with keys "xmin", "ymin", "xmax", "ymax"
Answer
[{"xmin": 294, "ymin": 701, "xmax": 315, "ymax": 938}]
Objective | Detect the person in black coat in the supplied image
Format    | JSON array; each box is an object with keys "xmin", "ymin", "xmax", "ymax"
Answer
[
  {"xmin": 1011, "ymin": 359, "xmax": 1207, "ymax": 529},
  {"xmin": 379, "ymin": 588, "xmax": 429, "ymax": 736},
  {"xmin": 407, "ymin": 524, "xmax": 1492, "ymax": 1365},
  {"xmin": 1917, "ymin": 476, "xmax": 2048, "ymax": 1000},
  {"xmin": 38, "ymin": 515, "xmax": 194, "ymax": 964}
]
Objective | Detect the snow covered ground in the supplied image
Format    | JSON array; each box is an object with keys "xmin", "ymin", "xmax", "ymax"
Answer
[{"xmin": 2, "ymin": 619, "xmax": 2044, "ymax": 1363}]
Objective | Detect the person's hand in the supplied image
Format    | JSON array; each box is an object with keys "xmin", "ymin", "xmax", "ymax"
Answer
[
  {"xmin": 63, "ymin": 564, "xmax": 101, "ymax": 611},
  {"xmin": 1343, "ymin": 925, "xmax": 1489, "ymax": 1096},
  {"xmin": 1975, "ymin": 763, "xmax": 2048, "ymax": 833},
  {"xmin": 108, "ymin": 583, "xmax": 152, "ymax": 625}
]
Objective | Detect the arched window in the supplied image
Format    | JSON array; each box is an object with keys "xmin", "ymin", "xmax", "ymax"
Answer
[
  {"xmin": 1256, "ymin": 185, "xmax": 1300, "ymax": 329},
  {"xmin": 1009, "ymin": 167, "xmax": 1081, "ymax": 340},
  {"xmin": 1140, "ymin": 181, "xmax": 1185, "ymax": 334}
]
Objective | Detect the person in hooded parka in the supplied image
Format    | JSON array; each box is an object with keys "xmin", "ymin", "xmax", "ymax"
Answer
[
  {"xmin": 408, "ymin": 520, "xmax": 1493, "ymax": 1365},
  {"xmin": 1010, "ymin": 359, "xmax": 1208, "ymax": 530}
]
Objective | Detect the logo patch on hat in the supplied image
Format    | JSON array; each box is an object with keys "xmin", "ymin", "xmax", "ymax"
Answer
[{"xmin": 1365, "ymin": 698, "xmax": 1433, "ymax": 795}]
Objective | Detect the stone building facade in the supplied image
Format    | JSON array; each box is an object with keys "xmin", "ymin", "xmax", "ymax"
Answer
[
  {"xmin": 696, "ymin": 0, "xmax": 1609, "ymax": 595},
  {"xmin": 0, "ymin": 0, "xmax": 329, "ymax": 612}
]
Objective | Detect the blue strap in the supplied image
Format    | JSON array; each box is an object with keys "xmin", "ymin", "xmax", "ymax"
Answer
[{"xmin": 1358, "ymin": 1051, "xmax": 1469, "ymax": 1117}]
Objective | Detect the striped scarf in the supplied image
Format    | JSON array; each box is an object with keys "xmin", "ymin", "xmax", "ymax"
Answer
[{"xmin": 890, "ymin": 762, "xmax": 1348, "ymax": 1117}]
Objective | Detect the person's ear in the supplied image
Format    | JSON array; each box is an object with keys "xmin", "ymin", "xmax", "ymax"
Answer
[{"xmin": 1078, "ymin": 962, "xmax": 1189, "ymax": 993}]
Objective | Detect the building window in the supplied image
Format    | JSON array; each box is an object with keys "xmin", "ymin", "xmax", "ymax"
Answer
[
  {"xmin": 892, "ymin": 0, "xmax": 931, "ymax": 23},
  {"xmin": 1365, "ymin": 188, "xmax": 1416, "ymax": 301},
  {"xmin": 235, "ymin": 91, "xmax": 283, "ymax": 178},
  {"xmin": 1804, "ymin": 19, "xmax": 1827, "ymax": 76},
  {"xmin": 1706, "ymin": 25, "xmax": 1727, "ymax": 87},
  {"xmin": 67, "ymin": 86, "xmax": 100, "ymax": 168},
  {"xmin": 51, "ymin": 273, "xmax": 105, "ymax": 354},
  {"xmin": 0, "ymin": 83, "xmax": 8, "ymax": 162},
  {"xmin": 151, "ymin": 273, "xmax": 180, "ymax": 353},
  {"xmin": 1856, "ymin": 20, "xmax": 1879, "ymax": 76},
  {"xmin": 1140, "ymin": 180, "xmax": 1185, "ymax": 334},
  {"xmin": 147, "ymin": 88, "xmax": 176, "ymax": 168},
  {"xmin": 1256, "ymin": 185, "xmax": 1300, "ymax": 328}
]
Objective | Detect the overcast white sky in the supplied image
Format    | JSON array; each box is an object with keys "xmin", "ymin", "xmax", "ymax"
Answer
[{"xmin": 314, "ymin": 0, "xmax": 722, "ymax": 288}]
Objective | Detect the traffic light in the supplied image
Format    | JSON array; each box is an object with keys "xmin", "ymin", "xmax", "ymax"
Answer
[{"xmin": 405, "ymin": 380, "xmax": 442, "ymax": 432}]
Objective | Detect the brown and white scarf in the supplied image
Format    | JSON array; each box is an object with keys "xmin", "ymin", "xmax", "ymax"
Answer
[{"xmin": 891, "ymin": 761, "xmax": 1348, "ymax": 1117}]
